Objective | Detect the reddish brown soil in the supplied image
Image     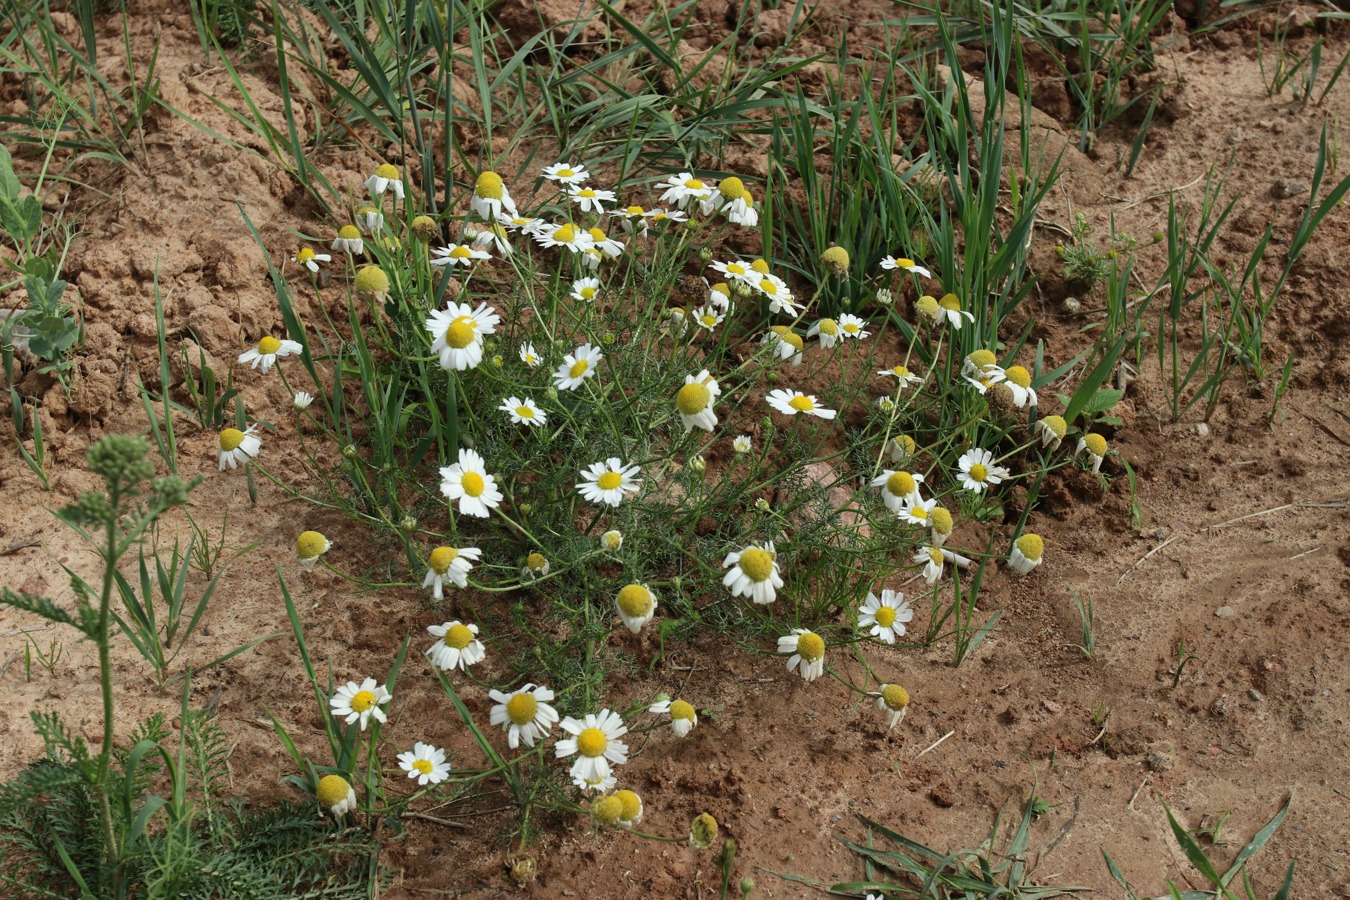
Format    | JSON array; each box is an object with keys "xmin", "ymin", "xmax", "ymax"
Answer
[{"xmin": 1, "ymin": 1, "xmax": 1348, "ymax": 898}]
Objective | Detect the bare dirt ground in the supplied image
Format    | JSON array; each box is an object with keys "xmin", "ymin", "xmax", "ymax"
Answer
[{"xmin": 1, "ymin": 1, "xmax": 1348, "ymax": 897}]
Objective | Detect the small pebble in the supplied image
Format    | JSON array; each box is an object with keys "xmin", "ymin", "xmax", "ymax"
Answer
[
  {"xmin": 1272, "ymin": 179, "xmax": 1309, "ymax": 200},
  {"xmin": 1225, "ymin": 128, "xmax": 1244, "ymax": 145},
  {"xmin": 1194, "ymin": 422, "xmax": 1210, "ymax": 437},
  {"xmin": 1215, "ymin": 605, "xmax": 1236, "ymax": 619},
  {"xmin": 1248, "ymin": 689, "xmax": 1264, "ymax": 702},
  {"xmin": 1062, "ymin": 296, "xmax": 1081, "ymax": 313}
]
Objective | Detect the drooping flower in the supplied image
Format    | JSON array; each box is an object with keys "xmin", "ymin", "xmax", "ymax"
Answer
[
  {"xmin": 870, "ymin": 469, "xmax": 925, "ymax": 513},
  {"xmin": 422, "ymin": 545, "xmax": 481, "ymax": 599},
  {"xmin": 471, "ymin": 170, "xmax": 517, "ymax": 220},
  {"xmin": 1002, "ymin": 365, "xmax": 1038, "ymax": 408},
  {"xmin": 364, "ymin": 163, "xmax": 404, "ymax": 200},
  {"xmin": 316, "ymin": 774, "xmax": 357, "ymax": 818},
  {"xmin": 876, "ymin": 684, "xmax": 910, "ymax": 730},
  {"xmin": 217, "ymin": 425, "xmax": 261, "ymax": 471},
  {"xmin": 675, "ymin": 370, "xmax": 720, "ymax": 433},
  {"xmin": 937, "ymin": 293, "xmax": 976, "ymax": 329},
  {"xmin": 615, "ymin": 583, "xmax": 658, "ymax": 634},
  {"xmin": 1036, "ymin": 415, "xmax": 1067, "ymax": 451},
  {"xmin": 761, "ymin": 326, "xmax": 804, "ymax": 366},
  {"xmin": 295, "ymin": 531, "xmax": 331, "ymax": 572},
  {"xmin": 332, "ymin": 225, "xmax": 364, "ymax": 255},
  {"xmin": 1078, "ymin": 433, "xmax": 1108, "ymax": 473},
  {"xmin": 1008, "ymin": 532, "xmax": 1045, "ymax": 575},
  {"xmin": 808, "ymin": 318, "xmax": 841, "ymax": 348}
]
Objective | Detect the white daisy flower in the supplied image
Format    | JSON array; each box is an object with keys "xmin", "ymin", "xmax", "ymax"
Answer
[
  {"xmin": 397, "ymin": 742, "xmax": 450, "ymax": 786},
  {"xmin": 876, "ymin": 684, "xmax": 910, "ymax": 730},
  {"xmin": 571, "ymin": 277, "xmax": 602, "ymax": 302},
  {"xmin": 1008, "ymin": 533, "xmax": 1044, "ymax": 575},
  {"xmin": 1001, "ymin": 365, "xmax": 1038, "ymax": 408},
  {"xmin": 698, "ymin": 176, "xmax": 746, "ymax": 216},
  {"xmin": 615, "ymin": 583, "xmax": 657, "ymax": 634},
  {"xmin": 1078, "ymin": 433, "xmax": 1107, "ymax": 473},
  {"xmin": 649, "ymin": 208, "xmax": 688, "ymax": 226},
  {"xmin": 887, "ymin": 434, "xmax": 917, "ymax": 463},
  {"xmin": 761, "ymin": 327, "xmax": 804, "ymax": 365},
  {"xmin": 777, "ymin": 628, "xmax": 825, "ymax": 682},
  {"xmin": 295, "ymin": 531, "xmax": 331, "ymax": 572},
  {"xmin": 355, "ymin": 206, "xmax": 384, "ymax": 234},
  {"xmin": 710, "ymin": 259, "xmax": 757, "ymax": 285},
  {"xmin": 501, "ymin": 214, "xmax": 546, "ymax": 235},
  {"xmin": 837, "ymin": 313, "xmax": 870, "ymax": 340},
  {"xmin": 293, "ymin": 391, "xmax": 314, "ymax": 410},
  {"xmin": 239, "ymin": 335, "xmax": 303, "ymax": 374},
  {"xmin": 422, "ymin": 545, "xmax": 481, "ymax": 599},
  {"xmin": 665, "ymin": 306, "xmax": 687, "ymax": 335},
  {"xmin": 807, "ymin": 318, "xmax": 841, "ymax": 348},
  {"xmin": 878, "ymin": 363, "xmax": 924, "ymax": 388},
  {"xmin": 899, "ymin": 496, "xmax": 938, "ymax": 527},
  {"xmin": 568, "ymin": 184, "xmax": 616, "ymax": 214},
  {"xmin": 957, "ymin": 448, "xmax": 1010, "ymax": 494},
  {"xmin": 858, "ymin": 589, "xmax": 913, "ymax": 644},
  {"xmin": 707, "ymin": 283, "xmax": 734, "ymax": 309},
  {"xmin": 556, "ymin": 709, "xmax": 629, "ymax": 791},
  {"xmin": 577, "ymin": 458, "xmax": 642, "ymax": 507},
  {"xmin": 331, "ymin": 225, "xmax": 364, "ymax": 255},
  {"xmin": 876, "ymin": 396, "xmax": 896, "ymax": 413},
  {"xmin": 722, "ymin": 541, "xmax": 783, "ymax": 605},
  {"xmin": 426, "ymin": 301, "xmax": 500, "ymax": 372},
  {"xmin": 217, "ymin": 425, "xmax": 261, "ymax": 471},
  {"xmin": 766, "ymin": 388, "xmax": 836, "ymax": 420},
  {"xmin": 601, "ymin": 529, "xmax": 623, "ymax": 552},
  {"xmin": 657, "ymin": 172, "xmax": 713, "ymax": 209},
  {"xmin": 430, "ymin": 244, "xmax": 491, "ymax": 267},
  {"xmin": 584, "ymin": 226, "xmax": 624, "ymax": 258},
  {"xmin": 316, "ymin": 774, "xmax": 358, "ymax": 818},
  {"xmin": 691, "ymin": 305, "xmax": 726, "ymax": 332},
  {"xmin": 364, "ymin": 163, "xmax": 404, "ymax": 200},
  {"xmin": 869, "ymin": 469, "xmax": 926, "ymax": 513},
  {"xmin": 675, "ymin": 370, "xmax": 720, "ymax": 432},
  {"xmin": 733, "ymin": 435, "xmax": 752, "ymax": 454},
  {"xmin": 519, "ymin": 342, "xmax": 543, "ymax": 368},
  {"xmin": 542, "ymin": 161, "xmax": 590, "ymax": 184},
  {"xmin": 553, "ymin": 343, "xmax": 603, "ymax": 391},
  {"xmin": 1036, "ymin": 415, "xmax": 1067, "ymax": 451},
  {"xmin": 879, "ymin": 255, "xmax": 931, "ymax": 278},
  {"xmin": 489, "ymin": 683, "xmax": 560, "ymax": 749},
  {"xmin": 915, "ymin": 545, "xmax": 945, "ymax": 583},
  {"xmin": 724, "ymin": 191, "xmax": 758, "ymax": 227},
  {"xmin": 937, "ymin": 293, "xmax": 976, "ymax": 329},
  {"xmin": 471, "ymin": 171, "xmax": 517, "ymax": 220},
  {"xmin": 648, "ymin": 697, "xmax": 699, "ymax": 737},
  {"xmin": 426, "ymin": 620, "xmax": 486, "ymax": 672},
  {"xmin": 329, "ymin": 677, "xmax": 391, "ymax": 730},
  {"xmin": 499, "ymin": 396, "xmax": 546, "ymax": 427},
  {"xmin": 471, "ymin": 222, "xmax": 513, "ymax": 255},
  {"xmin": 439, "ymin": 448, "xmax": 503, "ymax": 518},
  {"xmin": 615, "ymin": 204, "xmax": 657, "ymax": 234},
  {"xmin": 753, "ymin": 274, "xmax": 800, "ymax": 316},
  {"xmin": 534, "ymin": 222, "xmax": 594, "ymax": 253},
  {"xmin": 291, "ymin": 247, "xmax": 331, "ymax": 273},
  {"xmin": 523, "ymin": 552, "xmax": 550, "ymax": 579}
]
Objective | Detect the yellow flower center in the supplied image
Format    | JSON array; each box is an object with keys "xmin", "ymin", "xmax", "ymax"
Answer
[
  {"xmin": 506, "ymin": 692, "xmax": 538, "ymax": 725},
  {"xmin": 1084, "ymin": 433, "xmax": 1108, "ymax": 456},
  {"xmin": 684, "ymin": 178, "xmax": 704, "ymax": 189},
  {"xmin": 750, "ymin": 258, "xmax": 770, "ymax": 274},
  {"xmin": 700, "ymin": 314, "xmax": 718, "ymax": 327},
  {"xmin": 556, "ymin": 167, "xmax": 575, "ymax": 178},
  {"xmin": 577, "ymin": 188, "xmax": 596, "ymax": 198},
  {"xmin": 892, "ymin": 365, "xmax": 910, "ymax": 378},
  {"xmin": 1015, "ymin": 533, "xmax": 1044, "ymax": 560},
  {"xmin": 1041, "ymin": 415, "xmax": 1067, "ymax": 437},
  {"xmin": 338, "ymin": 224, "xmax": 361, "ymax": 239},
  {"xmin": 796, "ymin": 632, "xmax": 825, "ymax": 661},
  {"xmin": 711, "ymin": 283, "xmax": 730, "ymax": 297},
  {"xmin": 296, "ymin": 531, "xmax": 327, "ymax": 559},
  {"xmin": 788, "ymin": 395, "xmax": 815, "ymax": 412},
  {"xmin": 669, "ymin": 700, "xmax": 695, "ymax": 721},
  {"xmin": 615, "ymin": 789, "xmax": 642, "ymax": 821},
  {"xmin": 354, "ymin": 266, "xmax": 389, "ymax": 294},
  {"xmin": 758, "ymin": 278, "xmax": 778, "ymax": 295},
  {"xmin": 843, "ymin": 322, "xmax": 860, "ymax": 334},
  {"xmin": 625, "ymin": 205, "xmax": 644, "ymax": 215},
  {"xmin": 296, "ymin": 248, "xmax": 315, "ymax": 262},
  {"xmin": 350, "ymin": 690, "xmax": 377, "ymax": 712},
  {"xmin": 219, "ymin": 428, "xmax": 244, "ymax": 452},
  {"xmin": 927, "ymin": 547, "xmax": 944, "ymax": 565},
  {"xmin": 818, "ymin": 318, "xmax": 838, "ymax": 335},
  {"xmin": 1005, "ymin": 365, "xmax": 1031, "ymax": 388},
  {"xmin": 969, "ymin": 463, "xmax": 988, "ymax": 482},
  {"xmin": 886, "ymin": 471, "xmax": 915, "ymax": 497},
  {"xmin": 445, "ymin": 623, "xmax": 474, "ymax": 650},
  {"xmin": 515, "ymin": 405, "xmax": 535, "ymax": 419},
  {"xmin": 257, "ymin": 336, "xmax": 281, "ymax": 355},
  {"xmin": 445, "ymin": 317, "xmax": 476, "ymax": 349},
  {"xmin": 916, "ymin": 295, "xmax": 939, "ymax": 318},
  {"xmin": 526, "ymin": 552, "xmax": 547, "ymax": 571},
  {"xmin": 616, "ymin": 584, "xmax": 653, "ymax": 617},
  {"xmin": 375, "ymin": 163, "xmax": 399, "ymax": 179},
  {"xmin": 875, "ymin": 606, "xmax": 897, "ymax": 627},
  {"xmin": 428, "ymin": 546, "xmax": 459, "ymax": 574},
  {"xmin": 939, "ymin": 293, "xmax": 961, "ymax": 311},
  {"xmin": 821, "ymin": 246, "xmax": 849, "ymax": 272},
  {"xmin": 676, "ymin": 382, "xmax": 712, "ymax": 415},
  {"xmin": 780, "ymin": 331, "xmax": 804, "ymax": 351},
  {"xmin": 450, "ymin": 246, "xmax": 473, "ymax": 259},
  {"xmin": 930, "ymin": 507, "xmax": 953, "ymax": 534},
  {"xmin": 597, "ymin": 471, "xmax": 623, "ymax": 491},
  {"xmin": 725, "ymin": 263, "xmax": 746, "ymax": 276},
  {"xmin": 897, "ymin": 257, "xmax": 915, "ymax": 268},
  {"xmin": 316, "ymin": 774, "xmax": 351, "ymax": 807},
  {"xmin": 475, "ymin": 171, "xmax": 503, "ymax": 199},
  {"xmin": 460, "ymin": 471, "xmax": 485, "ymax": 497},
  {"xmin": 569, "ymin": 359, "xmax": 589, "ymax": 378},
  {"xmin": 893, "ymin": 435, "xmax": 916, "ymax": 454},
  {"xmin": 968, "ymin": 349, "xmax": 996, "ymax": 369},
  {"xmin": 553, "ymin": 224, "xmax": 576, "ymax": 243},
  {"xmin": 737, "ymin": 547, "xmax": 774, "ymax": 582},
  {"xmin": 592, "ymin": 795, "xmax": 623, "ymax": 825},
  {"xmin": 580, "ymin": 286, "xmax": 596, "ymax": 300},
  {"xmin": 577, "ymin": 727, "xmax": 607, "ymax": 758},
  {"xmin": 882, "ymin": 684, "xmax": 910, "ymax": 710},
  {"xmin": 412, "ymin": 759, "xmax": 433, "ymax": 775},
  {"xmin": 911, "ymin": 506, "xmax": 928, "ymax": 521},
  {"xmin": 588, "ymin": 227, "xmax": 607, "ymax": 242},
  {"xmin": 718, "ymin": 176, "xmax": 745, "ymax": 199}
]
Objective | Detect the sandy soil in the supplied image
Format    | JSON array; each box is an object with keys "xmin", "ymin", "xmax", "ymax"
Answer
[{"xmin": 0, "ymin": 1, "xmax": 1348, "ymax": 897}]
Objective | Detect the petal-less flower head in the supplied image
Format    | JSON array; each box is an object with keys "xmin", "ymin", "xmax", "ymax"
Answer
[
  {"xmin": 887, "ymin": 434, "xmax": 917, "ymax": 463},
  {"xmin": 820, "ymin": 245, "xmax": 850, "ymax": 277},
  {"xmin": 471, "ymin": 170, "xmax": 517, "ymax": 220},
  {"xmin": 859, "ymin": 589, "xmax": 914, "ymax": 644},
  {"xmin": 676, "ymin": 370, "xmax": 720, "ymax": 432},
  {"xmin": 1036, "ymin": 415, "xmax": 1067, "ymax": 451},
  {"xmin": 838, "ymin": 313, "xmax": 871, "ymax": 340},
  {"xmin": 914, "ymin": 545, "xmax": 945, "ymax": 583},
  {"xmin": 555, "ymin": 709, "xmax": 629, "ymax": 791},
  {"xmin": 690, "ymin": 812, "xmax": 719, "ymax": 849},
  {"xmin": 422, "ymin": 545, "xmax": 482, "ymax": 600},
  {"xmin": 591, "ymin": 794, "xmax": 624, "ymax": 826},
  {"xmin": 567, "ymin": 184, "xmax": 616, "ymax": 214},
  {"xmin": 397, "ymin": 742, "xmax": 450, "ymax": 786},
  {"xmin": 365, "ymin": 162, "xmax": 404, "ymax": 200},
  {"xmin": 554, "ymin": 343, "xmax": 603, "ymax": 391},
  {"xmin": 353, "ymin": 265, "xmax": 390, "ymax": 302},
  {"xmin": 571, "ymin": 276, "xmax": 602, "ymax": 302},
  {"xmin": 542, "ymin": 161, "xmax": 590, "ymax": 184},
  {"xmin": 915, "ymin": 294, "xmax": 941, "ymax": 327},
  {"xmin": 430, "ymin": 244, "xmax": 491, "ymax": 267},
  {"xmin": 577, "ymin": 458, "xmax": 642, "ymax": 507},
  {"xmin": 937, "ymin": 292, "xmax": 976, "ymax": 329},
  {"xmin": 957, "ymin": 448, "xmax": 1010, "ymax": 494},
  {"xmin": 876, "ymin": 684, "xmax": 910, "ymax": 729},
  {"xmin": 1008, "ymin": 532, "xmax": 1044, "ymax": 575},
  {"xmin": 500, "ymin": 395, "xmax": 547, "ymax": 427},
  {"xmin": 1078, "ymin": 433, "xmax": 1108, "ymax": 473},
  {"xmin": 332, "ymin": 224, "xmax": 364, "ymax": 255},
  {"xmin": 929, "ymin": 506, "xmax": 954, "ymax": 547},
  {"xmin": 722, "ymin": 541, "xmax": 783, "ymax": 605},
  {"xmin": 519, "ymin": 342, "xmax": 543, "ymax": 368},
  {"xmin": 657, "ymin": 171, "xmax": 714, "ymax": 209},
  {"xmin": 316, "ymin": 774, "xmax": 357, "ymax": 818},
  {"xmin": 489, "ymin": 683, "xmax": 560, "ymax": 749},
  {"xmin": 615, "ymin": 583, "xmax": 657, "ymax": 634},
  {"xmin": 291, "ymin": 247, "xmax": 332, "ymax": 273},
  {"xmin": 295, "ymin": 530, "xmax": 331, "ymax": 572},
  {"xmin": 329, "ymin": 677, "xmax": 391, "ymax": 730},
  {"xmin": 1002, "ymin": 365, "xmax": 1038, "ymax": 408},
  {"xmin": 766, "ymin": 388, "xmax": 836, "ymax": 420},
  {"xmin": 870, "ymin": 469, "xmax": 926, "ymax": 513},
  {"xmin": 880, "ymin": 255, "xmax": 932, "ymax": 278},
  {"xmin": 238, "ymin": 335, "xmax": 303, "ymax": 374},
  {"xmin": 217, "ymin": 425, "xmax": 261, "ymax": 471},
  {"xmin": 777, "ymin": 628, "xmax": 826, "ymax": 681},
  {"xmin": 808, "ymin": 317, "xmax": 840, "ymax": 348},
  {"xmin": 439, "ymin": 448, "xmax": 503, "ymax": 518},
  {"xmin": 601, "ymin": 529, "xmax": 624, "ymax": 552},
  {"xmin": 426, "ymin": 620, "xmax": 486, "ymax": 672}
]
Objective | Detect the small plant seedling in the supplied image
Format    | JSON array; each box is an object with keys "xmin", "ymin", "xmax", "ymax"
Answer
[
  {"xmin": 23, "ymin": 632, "xmax": 62, "ymax": 680},
  {"xmin": 1028, "ymin": 795, "xmax": 1057, "ymax": 820},
  {"xmin": 1171, "ymin": 637, "xmax": 1198, "ymax": 689},
  {"xmin": 1090, "ymin": 698, "xmax": 1113, "ymax": 729},
  {"xmin": 1192, "ymin": 809, "xmax": 1232, "ymax": 846},
  {"xmin": 1068, "ymin": 588, "xmax": 1096, "ymax": 659}
]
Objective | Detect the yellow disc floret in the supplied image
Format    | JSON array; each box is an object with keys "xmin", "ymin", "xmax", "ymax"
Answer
[
  {"xmin": 353, "ymin": 266, "xmax": 389, "ymax": 296},
  {"xmin": 1005, "ymin": 365, "xmax": 1032, "ymax": 388},
  {"xmin": 817, "ymin": 318, "xmax": 839, "ymax": 336},
  {"xmin": 552, "ymin": 224, "xmax": 576, "ymax": 244},
  {"xmin": 892, "ymin": 434, "xmax": 916, "ymax": 455},
  {"xmin": 939, "ymin": 293, "xmax": 962, "ymax": 311},
  {"xmin": 576, "ymin": 727, "xmax": 607, "ymax": 758},
  {"xmin": 1083, "ymin": 433, "xmax": 1108, "ymax": 456},
  {"xmin": 916, "ymin": 294, "xmax": 940, "ymax": 321},
  {"xmin": 615, "ymin": 789, "xmax": 642, "ymax": 822},
  {"xmin": 670, "ymin": 699, "xmax": 696, "ymax": 721},
  {"xmin": 969, "ymin": 463, "xmax": 988, "ymax": 482},
  {"xmin": 296, "ymin": 248, "xmax": 316, "ymax": 263},
  {"xmin": 316, "ymin": 774, "xmax": 352, "ymax": 807},
  {"xmin": 788, "ymin": 395, "xmax": 815, "ymax": 412},
  {"xmin": 886, "ymin": 471, "xmax": 916, "ymax": 497},
  {"xmin": 296, "ymin": 531, "xmax": 328, "ymax": 559},
  {"xmin": 506, "ymin": 692, "xmax": 538, "ymax": 726},
  {"xmin": 591, "ymin": 794, "xmax": 623, "ymax": 825},
  {"xmin": 968, "ymin": 349, "xmax": 997, "ymax": 370},
  {"xmin": 338, "ymin": 224, "xmax": 361, "ymax": 240},
  {"xmin": 676, "ymin": 382, "xmax": 712, "ymax": 415},
  {"xmin": 375, "ymin": 162, "xmax": 399, "ymax": 180},
  {"xmin": 475, "ymin": 171, "xmax": 504, "ymax": 199},
  {"xmin": 711, "ymin": 282, "xmax": 731, "ymax": 298},
  {"xmin": 428, "ymin": 546, "xmax": 459, "ymax": 574},
  {"xmin": 569, "ymin": 359, "xmax": 589, "ymax": 378},
  {"xmin": 1041, "ymin": 415, "xmax": 1067, "ymax": 438},
  {"xmin": 795, "ymin": 631, "xmax": 825, "ymax": 661},
  {"xmin": 410, "ymin": 215, "xmax": 437, "ymax": 240},
  {"xmin": 219, "ymin": 428, "xmax": 244, "ymax": 452},
  {"xmin": 526, "ymin": 552, "xmax": 547, "ymax": 572},
  {"xmin": 460, "ymin": 472, "xmax": 485, "ymax": 497},
  {"xmin": 930, "ymin": 506, "xmax": 953, "ymax": 535},
  {"xmin": 444, "ymin": 623, "xmax": 474, "ymax": 650},
  {"xmin": 737, "ymin": 547, "xmax": 775, "ymax": 582},
  {"xmin": 875, "ymin": 606, "xmax": 897, "ymax": 627},
  {"xmin": 616, "ymin": 584, "xmax": 654, "ymax": 617},
  {"xmin": 821, "ymin": 246, "xmax": 850, "ymax": 276},
  {"xmin": 881, "ymin": 684, "xmax": 910, "ymax": 711},
  {"xmin": 597, "ymin": 471, "xmax": 623, "ymax": 491},
  {"xmin": 1015, "ymin": 533, "xmax": 1044, "ymax": 561},
  {"xmin": 445, "ymin": 316, "xmax": 476, "ymax": 349},
  {"xmin": 750, "ymin": 258, "xmax": 770, "ymax": 274},
  {"xmin": 350, "ymin": 689, "xmax": 377, "ymax": 712},
  {"xmin": 717, "ymin": 176, "xmax": 745, "ymax": 200}
]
